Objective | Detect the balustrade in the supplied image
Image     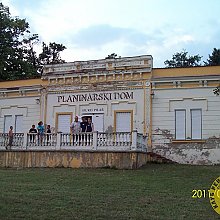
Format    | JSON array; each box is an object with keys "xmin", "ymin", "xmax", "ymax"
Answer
[{"xmin": 0, "ymin": 131, "xmax": 147, "ymax": 152}]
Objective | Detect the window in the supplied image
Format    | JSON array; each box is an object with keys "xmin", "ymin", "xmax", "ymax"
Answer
[
  {"xmin": 4, "ymin": 115, "xmax": 24, "ymax": 133},
  {"xmin": 4, "ymin": 115, "xmax": 12, "ymax": 133},
  {"xmin": 175, "ymin": 110, "xmax": 186, "ymax": 140},
  {"xmin": 175, "ymin": 109, "xmax": 202, "ymax": 140},
  {"xmin": 15, "ymin": 115, "xmax": 23, "ymax": 133},
  {"xmin": 57, "ymin": 114, "xmax": 72, "ymax": 133},
  {"xmin": 191, "ymin": 109, "xmax": 202, "ymax": 139},
  {"xmin": 92, "ymin": 114, "xmax": 104, "ymax": 132},
  {"xmin": 115, "ymin": 111, "xmax": 132, "ymax": 132}
]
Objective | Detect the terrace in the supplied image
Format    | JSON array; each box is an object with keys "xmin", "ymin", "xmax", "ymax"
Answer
[{"xmin": 0, "ymin": 131, "xmax": 147, "ymax": 152}]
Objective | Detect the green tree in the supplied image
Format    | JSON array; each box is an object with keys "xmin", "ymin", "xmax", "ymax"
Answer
[
  {"xmin": 23, "ymin": 34, "xmax": 40, "ymax": 70},
  {"xmin": 39, "ymin": 42, "xmax": 66, "ymax": 65},
  {"xmin": 213, "ymin": 87, "xmax": 220, "ymax": 95},
  {"xmin": 204, "ymin": 48, "xmax": 220, "ymax": 66},
  {"xmin": 164, "ymin": 50, "xmax": 202, "ymax": 68},
  {"xmin": 105, "ymin": 53, "xmax": 118, "ymax": 59},
  {"xmin": 0, "ymin": 3, "xmax": 39, "ymax": 80},
  {"xmin": 0, "ymin": 3, "xmax": 66, "ymax": 81}
]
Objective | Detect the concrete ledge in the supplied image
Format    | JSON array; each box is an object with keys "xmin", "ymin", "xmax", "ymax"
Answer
[
  {"xmin": 0, "ymin": 150, "xmax": 149, "ymax": 169},
  {"xmin": 172, "ymin": 140, "xmax": 206, "ymax": 143}
]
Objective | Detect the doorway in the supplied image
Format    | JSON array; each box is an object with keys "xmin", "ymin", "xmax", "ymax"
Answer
[{"xmin": 81, "ymin": 114, "xmax": 104, "ymax": 132}]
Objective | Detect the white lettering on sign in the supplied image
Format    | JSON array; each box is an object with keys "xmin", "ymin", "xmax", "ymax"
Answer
[
  {"xmin": 57, "ymin": 91, "xmax": 134, "ymax": 103},
  {"xmin": 82, "ymin": 108, "xmax": 104, "ymax": 113}
]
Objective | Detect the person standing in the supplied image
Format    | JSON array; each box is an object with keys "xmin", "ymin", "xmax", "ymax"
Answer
[
  {"xmin": 37, "ymin": 121, "xmax": 45, "ymax": 145},
  {"xmin": 80, "ymin": 117, "xmax": 87, "ymax": 132},
  {"xmin": 6, "ymin": 126, "xmax": 13, "ymax": 150},
  {"xmin": 70, "ymin": 116, "xmax": 81, "ymax": 144},
  {"xmin": 86, "ymin": 118, "xmax": 94, "ymax": 145},
  {"xmin": 80, "ymin": 117, "xmax": 88, "ymax": 145},
  {"xmin": 46, "ymin": 124, "xmax": 51, "ymax": 145},
  {"xmin": 29, "ymin": 125, "xmax": 37, "ymax": 143},
  {"xmin": 86, "ymin": 118, "xmax": 94, "ymax": 132}
]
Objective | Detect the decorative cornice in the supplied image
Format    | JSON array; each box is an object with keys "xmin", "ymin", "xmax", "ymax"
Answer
[
  {"xmin": 0, "ymin": 86, "xmax": 43, "ymax": 98},
  {"xmin": 42, "ymin": 55, "xmax": 152, "ymax": 78},
  {"xmin": 45, "ymin": 70, "xmax": 150, "ymax": 87}
]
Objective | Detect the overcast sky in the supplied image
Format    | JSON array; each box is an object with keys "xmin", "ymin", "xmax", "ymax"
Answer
[{"xmin": 2, "ymin": 0, "xmax": 220, "ymax": 67}]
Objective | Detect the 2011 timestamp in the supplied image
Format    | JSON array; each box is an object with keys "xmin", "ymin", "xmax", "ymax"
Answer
[{"xmin": 192, "ymin": 189, "xmax": 220, "ymax": 199}]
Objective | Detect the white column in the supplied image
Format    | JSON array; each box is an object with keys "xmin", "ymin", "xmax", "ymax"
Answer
[
  {"xmin": 131, "ymin": 130, "xmax": 137, "ymax": 151},
  {"xmin": 23, "ymin": 133, "xmax": 28, "ymax": 150},
  {"xmin": 56, "ymin": 133, "xmax": 61, "ymax": 150},
  {"xmin": 92, "ymin": 131, "xmax": 98, "ymax": 150}
]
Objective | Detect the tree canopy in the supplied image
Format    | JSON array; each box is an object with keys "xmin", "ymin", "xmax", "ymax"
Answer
[
  {"xmin": 165, "ymin": 48, "xmax": 220, "ymax": 68},
  {"xmin": 164, "ymin": 50, "xmax": 202, "ymax": 68},
  {"xmin": 39, "ymin": 42, "xmax": 66, "ymax": 65},
  {"xmin": 213, "ymin": 87, "xmax": 220, "ymax": 96},
  {"xmin": 1, "ymin": 1, "xmax": 220, "ymax": 82},
  {"xmin": 0, "ymin": 3, "xmax": 66, "ymax": 81},
  {"xmin": 204, "ymin": 48, "xmax": 220, "ymax": 66},
  {"xmin": 105, "ymin": 53, "xmax": 118, "ymax": 59}
]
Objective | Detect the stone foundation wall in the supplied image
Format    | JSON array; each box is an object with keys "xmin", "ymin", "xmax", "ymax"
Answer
[
  {"xmin": 0, "ymin": 151, "xmax": 149, "ymax": 169},
  {"xmin": 152, "ymin": 131, "xmax": 220, "ymax": 165}
]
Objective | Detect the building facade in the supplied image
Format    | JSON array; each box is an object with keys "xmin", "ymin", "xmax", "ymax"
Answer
[
  {"xmin": 151, "ymin": 67, "xmax": 220, "ymax": 164},
  {"xmin": 0, "ymin": 55, "xmax": 219, "ymax": 165}
]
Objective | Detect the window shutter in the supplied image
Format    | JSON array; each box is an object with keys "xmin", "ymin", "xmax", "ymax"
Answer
[
  {"xmin": 191, "ymin": 109, "xmax": 202, "ymax": 139},
  {"xmin": 92, "ymin": 114, "xmax": 104, "ymax": 132},
  {"xmin": 15, "ymin": 115, "xmax": 23, "ymax": 133},
  {"xmin": 4, "ymin": 115, "xmax": 12, "ymax": 133},
  {"xmin": 175, "ymin": 110, "xmax": 186, "ymax": 140},
  {"xmin": 116, "ymin": 112, "xmax": 131, "ymax": 132},
  {"xmin": 58, "ymin": 114, "xmax": 71, "ymax": 133}
]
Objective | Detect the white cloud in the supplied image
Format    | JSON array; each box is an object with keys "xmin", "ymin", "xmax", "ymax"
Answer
[
  {"xmin": 2, "ymin": 0, "xmax": 220, "ymax": 67},
  {"xmin": 1, "ymin": 0, "xmax": 19, "ymax": 15},
  {"xmin": 164, "ymin": 34, "xmax": 194, "ymax": 48}
]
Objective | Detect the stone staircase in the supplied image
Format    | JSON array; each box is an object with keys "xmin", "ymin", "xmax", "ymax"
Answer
[{"xmin": 147, "ymin": 152, "xmax": 178, "ymax": 164}]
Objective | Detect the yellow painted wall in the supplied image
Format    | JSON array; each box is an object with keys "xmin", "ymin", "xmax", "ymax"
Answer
[
  {"xmin": 0, "ymin": 78, "xmax": 47, "ymax": 88},
  {"xmin": 0, "ymin": 151, "xmax": 149, "ymax": 169},
  {"xmin": 0, "ymin": 65, "xmax": 219, "ymax": 89},
  {"xmin": 153, "ymin": 66, "xmax": 220, "ymax": 78}
]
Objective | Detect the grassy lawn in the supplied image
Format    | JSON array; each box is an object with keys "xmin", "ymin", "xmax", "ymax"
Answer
[{"xmin": 0, "ymin": 164, "xmax": 219, "ymax": 220}]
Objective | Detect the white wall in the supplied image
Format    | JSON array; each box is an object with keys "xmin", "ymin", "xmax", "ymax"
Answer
[
  {"xmin": 152, "ymin": 87, "xmax": 220, "ymax": 139},
  {"xmin": 151, "ymin": 87, "xmax": 220, "ymax": 165},
  {"xmin": 46, "ymin": 88, "xmax": 146, "ymax": 133},
  {"xmin": 0, "ymin": 96, "xmax": 41, "ymax": 133}
]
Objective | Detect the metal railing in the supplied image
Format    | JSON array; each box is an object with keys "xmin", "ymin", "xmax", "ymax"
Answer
[{"xmin": 0, "ymin": 131, "xmax": 147, "ymax": 152}]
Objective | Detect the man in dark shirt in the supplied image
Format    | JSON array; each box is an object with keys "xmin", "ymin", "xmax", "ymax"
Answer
[
  {"xmin": 80, "ymin": 117, "xmax": 87, "ymax": 145},
  {"xmin": 46, "ymin": 124, "xmax": 51, "ymax": 145},
  {"xmin": 80, "ymin": 117, "xmax": 87, "ymax": 132},
  {"xmin": 29, "ymin": 125, "xmax": 37, "ymax": 143}
]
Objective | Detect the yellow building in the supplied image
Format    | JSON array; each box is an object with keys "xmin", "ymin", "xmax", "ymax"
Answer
[
  {"xmin": 0, "ymin": 55, "xmax": 219, "ymax": 166},
  {"xmin": 152, "ymin": 66, "xmax": 220, "ymax": 164}
]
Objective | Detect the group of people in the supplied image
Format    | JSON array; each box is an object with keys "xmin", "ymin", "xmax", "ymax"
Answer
[
  {"xmin": 70, "ymin": 116, "xmax": 94, "ymax": 134},
  {"xmin": 5, "ymin": 121, "xmax": 51, "ymax": 149},
  {"xmin": 29, "ymin": 121, "xmax": 51, "ymax": 136},
  {"xmin": 29, "ymin": 121, "xmax": 51, "ymax": 144},
  {"xmin": 70, "ymin": 116, "xmax": 94, "ymax": 144},
  {"xmin": 5, "ymin": 116, "xmax": 94, "ymax": 149}
]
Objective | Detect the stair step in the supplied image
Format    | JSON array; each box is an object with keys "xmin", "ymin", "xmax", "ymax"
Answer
[{"xmin": 147, "ymin": 152, "xmax": 177, "ymax": 164}]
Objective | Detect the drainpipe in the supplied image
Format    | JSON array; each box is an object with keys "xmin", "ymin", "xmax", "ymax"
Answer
[{"xmin": 148, "ymin": 84, "xmax": 153, "ymax": 152}]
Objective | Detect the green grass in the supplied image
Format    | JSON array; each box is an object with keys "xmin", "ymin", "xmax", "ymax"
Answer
[{"xmin": 0, "ymin": 164, "xmax": 219, "ymax": 220}]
